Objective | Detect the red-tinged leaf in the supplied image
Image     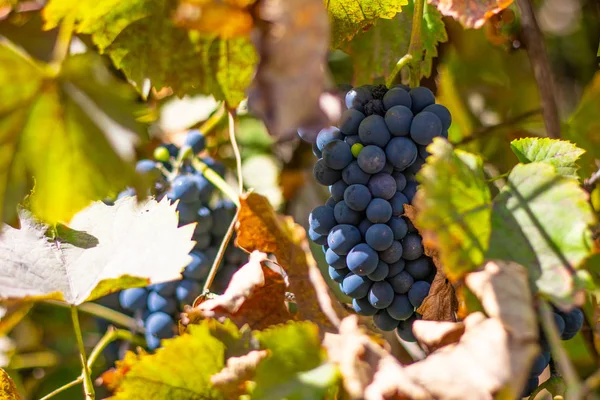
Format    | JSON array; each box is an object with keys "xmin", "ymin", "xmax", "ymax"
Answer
[
  {"xmin": 185, "ymin": 251, "xmax": 292, "ymax": 330},
  {"xmin": 430, "ymin": 0, "xmax": 514, "ymax": 28},
  {"xmin": 236, "ymin": 192, "xmax": 346, "ymax": 334}
]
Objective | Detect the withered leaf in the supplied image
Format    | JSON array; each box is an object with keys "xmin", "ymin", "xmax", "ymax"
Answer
[
  {"xmin": 416, "ymin": 271, "xmax": 458, "ymax": 322},
  {"xmin": 236, "ymin": 193, "xmax": 345, "ymax": 333},
  {"xmin": 411, "ymin": 320, "xmax": 465, "ymax": 353},
  {"xmin": 210, "ymin": 350, "xmax": 268, "ymax": 397},
  {"xmin": 466, "ymin": 261, "xmax": 537, "ymax": 341},
  {"xmin": 187, "ymin": 251, "xmax": 291, "ymax": 330},
  {"xmin": 404, "ymin": 205, "xmax": 458, "ymax": 322},
  {"xmin": 430, "ymin": 0, "xmax": 514, "ymax": 28},
  {"xmin": 0, "ymin": 369, "xmax": 20, "ymax": 400},
  {"xmin": 173, "ymin": 0, "xmax": 255, "ymax": 38},
  {"xmin": 248, "ymin": 0, "xmax": 331, "ymax": 138},
  {"xmin": 324, "ymin": 316, "xmax": 428, "ymax": 400}
]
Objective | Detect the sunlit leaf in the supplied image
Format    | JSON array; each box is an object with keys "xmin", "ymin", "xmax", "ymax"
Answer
[
  {"xmin": 487, "ymin": 162, "xmax": 596, "ymax": 306},
  {"xmin": 328, "ymin": 0, "xmax": 408, "ymax": 48},
  {"xmin": 0, "ymin": 45, "xmax": 144, "ymax": 224},
  {"xmin": 0, "ymin": 368, "xmax": 20, "ymax": 400},
  {"xmin": 510, "ymin": 138, "xmax": 585, "ymax": 180},
  {"xmin": 42, "ymin": 0, "xmax": 257, "ymax": 106},
  {"xmin": 415, "ymin": 138, "xmax": 492, "ymax": 280},
  {"xmin": 0, "ymin": 197, "xmax": 194, "ymax": 305},
  {"xmin": 110, "ymin": 322, "xmax": 225, "ymax": 399},
  {"xmin": 173, "ymin": 0, "xmax": 255, "ymax": 39}
]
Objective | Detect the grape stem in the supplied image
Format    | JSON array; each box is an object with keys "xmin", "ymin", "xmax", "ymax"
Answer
[
  {"xmin": 45, "ymin": 300, "xmax": 140, "ymax": 332},
  {"xmin": 191, "ymin": 157, "xmax": 240, "ymax": 207},
  {"xmin": 228, "ymin": 110, "xmax": 244, "ymax": 194},
  {"xmin": 39, "ymin": 327, "xmax": 141, "ymax": 400},
  {"xmin": 539, "ymin": 300, "xmax": 582, "ymax": 398},
  {"xmin": 386, "ymin": 0, "xmax": 425, "ymax": 87},
  {"xmin": 202, "ymin": 209, "xmax": 239, "ymax": 294},
  {"xmin": 70, "ymin": 306, "xmax": 95, "ymax": 400}
]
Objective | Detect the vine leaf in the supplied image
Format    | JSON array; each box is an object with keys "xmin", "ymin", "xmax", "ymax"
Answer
[
  {"xmin": 0, "ymin": 45, "xmax": 143, "ymax": 224},
  {"xmin": 235, "ymin": 192, "xmax": 346, "ymax": 333},
  {"xmin": 510, "ymin": 138, "xmax": 585, "ymax": 180},
  {"xmin": 415, "ymin": 138, "xmax": 492, "ymax": 280},
  {"xmin": 429, "ymin": 0, "xmax": 513, "ymax": 28},
  {"xmin": 253, "ymin": 321, "xmax": 330, "ymax": 399},
  {"xmin": 328, "ymin": 0, "xmax": 408, "ymax": 48},
  {"xmin": 108, "ymin": 322, "xmax": 226, "ymax": 399},
  {"xmin": 42, "ymin": 0, "xmax": 257, "ymax": 107},
  {"xmin": 487, "ymin": 162, "xmax": 596, "ymax": 307},
  {"xmin": 248, "ymin": 0, "xmax": 331, "ymax": 138},
  {"xmin": 210, "ymin": 350, "xmax": 268, "ymax": 398},
  {"xmin": 564, "ymin": 72, "xmax": 600, "ymax": 161},
  {"xmin": 0, "ymin": 197, "xmax": 195, "ymax": 305},
  {"xmin": 411, "ymin": 320, "xmax": 465, "ymax": 353},
  {"xmin": 184, "ymin": 251, "xmax": 292, "ymax": 330},
  {"xmin": 0, "ymin": 368, "xmax": 20, "ymax": 400}
]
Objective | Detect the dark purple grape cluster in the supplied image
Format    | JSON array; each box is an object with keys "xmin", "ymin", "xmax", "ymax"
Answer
[
  {"xmin": 522, "ymin": 306, "xmax": 584, "ymax": 397},
  {"xmin": 301, "ymin": 84, "xmax": 451, "ymax": 338},
  {"xmin": 100, "ymin": 130, "xmax": 245, "ymax": 351}
]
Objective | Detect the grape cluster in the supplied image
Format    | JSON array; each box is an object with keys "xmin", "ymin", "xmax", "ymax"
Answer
[
  {"xmin": 104, "ymin": 130, "xmax": 245, "ymax": 350},
  {"xmin": 301, "ymin": 84, "xmax": 451, "ymax": 338},
  {"xmin": 522, "ymin": 307, "xmax": 584, "ymax": 397}
]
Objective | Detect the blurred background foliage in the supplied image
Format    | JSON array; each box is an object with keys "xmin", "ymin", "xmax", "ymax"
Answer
[{"xmin": 0, "ymin": 0, "xmax": 598, "ymax": 398}]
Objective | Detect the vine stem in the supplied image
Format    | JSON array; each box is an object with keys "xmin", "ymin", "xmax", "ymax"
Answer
[
  {"xmin": 584, "ymin": 166, "xmax": 600, "ymax": 193},
  {"xmin": 202, "ymin": 209, "xmax": 239, "ymax": 294},
  {"xmin": 228, "ymin": 110, "xmax": 243, "ymax": 194},
  {"xmin": 385, "ymin": 0, "xmax": 425, "ymax": 87},
  {"xmin": 49, "ymin": 14, "xmax": 74, "ymax": 74},
  {"xmin": 407, "ymin": 0, "xmax": 425, "ymax": 88},
  {"xmin": 45, "ymin": 301, "xmax": 139, "ymax": 331},
  {"xmin": 191, "ymin": 157, "xmax": 240, "ymax": 207},
  {"xmin": 516, "ymin": 0, "xmax": 561, "ymax": 138},
  {"xmin": 539, "ymin": 300, "xmax": 582, "ymax": 398},
  {"xmin": 39, "ymin": 328, "xmax": 140, "ymax": 400},
  {"xmin": 70, "ymin": 306, "xmax": 95, "ymax": 400}
]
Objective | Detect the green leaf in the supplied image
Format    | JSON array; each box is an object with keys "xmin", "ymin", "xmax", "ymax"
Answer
[
  {"xmin": 564, "ymin": 72, "xmax": 600, "ymax": 161},
  {"xmin": 257, "ymin": 363, "xmax": 340, "ymax": 400},
  {"xmin": 487, "ymin": 163, "xmax": 596, "ymax": 306},
  {"xmin": 112, "ymin": 322, "xmax": 225, "ymax": 399},
  {"xmin": 416, "ymin": 138, "xmax": 492, "ymax": 280},
  {"xmin": 0, "ymin": 44, "xmax": 145, "ymax": 224},
  {"xmin": 328, "ymin": 0, "xmax": 408, "ymax": 48},
  {"xmin": 0, "ymin": 197, "xmax": 195, "ymax": 305},
  {"xmin": 42, "ymin": 0, "xmax": 257, "ymax": 106},
  {"xmin": 343, "ymin": 1, "xmax": 446, "ymax": 84},
  {"xmin": 253, "ymin": 321, "xmax": 325, "ymax": 399},
  {"xmin": 510, "ymin": 138, "xmax": 585, "ymax": 180}
]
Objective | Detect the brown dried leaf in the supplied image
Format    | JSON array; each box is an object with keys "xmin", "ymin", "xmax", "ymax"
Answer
[
  {"xmin": 236, "ymin": 192, "xmax": 346, "ymax": 333},
  {"xmin": 248, "ymin": 0, "xmax": 331, "ymax": 138},
  {"xmin": 187, "ymin": 251, "xmax": 292, "ymax": 330},
  {"xmin": 324, "ymin": 316, "xmax": 429, "ymax": 400},
  {"xmin": 429, "ymin": 0, "xmax": 514, "ymax": 28},
  {"xmin": 466, "ymin": 261, "xmax": 537, "ymax": 341},
  {"xmin": 404, "ymin": 205, "xmax": 458, "ymax": 322},
  {"xmin": 404, "ymin": 260, "xmax": 538, "ymax": 399},
  {"xmin": 411, "ymin": 320, "xmax": 465, "ymax": 353},
  {"xmin": 416, "ymin": 271, "xmax": 458, "ymax": 322},
  {"xmin": 173, "ymin": 0, "xmax": 255, "ymax": 39},
  {"xmin": 210, "ymin": 349, "xmax": 268, "ymax": 397}
]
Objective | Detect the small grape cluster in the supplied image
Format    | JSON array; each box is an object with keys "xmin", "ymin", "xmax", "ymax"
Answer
[
  {"xmin": 105, "ymin": 130, "xmax": 245, "ymax": 350},
  {"xmin": 300, "ymin": 84, "xmax": 451, "ymax": 338},
  {"xmin": 522, "ymin": 307, "xmax": 585, "ymax": 397}
]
